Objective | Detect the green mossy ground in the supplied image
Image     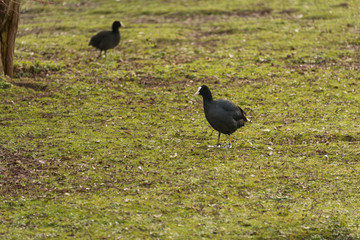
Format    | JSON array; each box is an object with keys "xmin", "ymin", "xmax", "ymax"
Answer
[{"xmin": 1, "ymin": 0, "xmax": 359, "ymax": 238}]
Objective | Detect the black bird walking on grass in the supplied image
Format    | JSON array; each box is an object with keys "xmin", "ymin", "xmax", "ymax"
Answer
[
  {"xmin": 195, "ymin": 85, "xmax": 249, "ymax": 148},
  {"xmin": 89, "ymin": 21, "xmax": 124, "ymax": 58}
]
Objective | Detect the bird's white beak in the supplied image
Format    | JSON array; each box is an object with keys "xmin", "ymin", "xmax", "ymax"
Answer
[{"xmin": 194, "ymin": 86, "xmax": 201, "ymax": 96}]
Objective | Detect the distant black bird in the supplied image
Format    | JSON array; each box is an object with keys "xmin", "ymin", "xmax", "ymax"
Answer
[
  {"xmin": 89, "ymin": 21, "xmax": 124, "ymax": 58},
  {"xmin": 195, "ymin": 85, "xmax": 249, "ymax": 148}
]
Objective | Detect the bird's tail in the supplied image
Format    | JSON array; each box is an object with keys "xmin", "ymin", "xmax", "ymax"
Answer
[
  {"xmin": 244, "ymin": 114, "xmax": 252, "ymax": 123},
  {"xmin": 240, "ymin": 107, "xmax": 252, "ymax": 123}
]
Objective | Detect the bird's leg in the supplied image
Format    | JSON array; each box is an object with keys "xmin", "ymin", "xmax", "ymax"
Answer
[
  {"xmin": 98, "ymin": 50, "xmax": 102, "ymax": 58},
  {"xmin": 215, "ymin": 132, "xmax": 221, "ymax": 147},
  {"xmin": 104, "ymin": 50, "xmax": 107, "ymax": 58},
  {"xmin": 224, "ymin": 135, "xmax": 232, "ymax": 148}
]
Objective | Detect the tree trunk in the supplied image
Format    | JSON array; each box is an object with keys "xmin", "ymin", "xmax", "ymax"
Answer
[{"xmin": 0, "ymin": 0, "xmax": 20, "ymax": 77}]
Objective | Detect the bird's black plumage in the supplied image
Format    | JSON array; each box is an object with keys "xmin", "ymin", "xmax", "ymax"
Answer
[
  {"xmin": 195, "ymin": 85, "xmax": 249, "ymax": 148},
  {"xmin": 89, "ymin": 21, "xmax": 123, "ymax": 58}
]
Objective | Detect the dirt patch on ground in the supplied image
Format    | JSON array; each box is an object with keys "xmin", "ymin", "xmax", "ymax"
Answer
[
  {"xmin": 11, "ymin": 81, "xmax": 48, "ymax": 91},
  {"xmin": 0, "ymin": 148, "xmax": 53, "ymax": 197},
  {"xmin": 0, "ymin": 147, "xmax": 143, "ymax": 198},
  {"xmin": 132, "ymin": 8, "xmax": 273, "ymax": 25},
  {"xmin": 132, "ymin": 73, "xmax": 219, "ymax": 88}
]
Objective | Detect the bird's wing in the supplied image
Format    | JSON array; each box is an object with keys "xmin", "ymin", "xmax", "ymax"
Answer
[
  {"xmin": 217, "ymin": 99, "xmax": 247, "ymax": 122},
  {"xmin": 89, "ymin": 31, "xmax": 108, "ymax": 46},
  {"xmin": 216, "ymin": 99, "xmax": 238, "ymax": 111}
]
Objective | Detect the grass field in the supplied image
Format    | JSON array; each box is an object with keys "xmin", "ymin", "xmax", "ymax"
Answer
[{"xmin": 1, "ymin": 0, "xmax": 360, "ymax": 238}]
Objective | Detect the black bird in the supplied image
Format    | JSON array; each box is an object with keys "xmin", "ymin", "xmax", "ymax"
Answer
[
  {"xmin": 195, "ymin": 85, "xmax": 249, "ymax": 148},
  {"xmin": 89, "ymin": 21, "xmax": 124, "ymax": 58}
]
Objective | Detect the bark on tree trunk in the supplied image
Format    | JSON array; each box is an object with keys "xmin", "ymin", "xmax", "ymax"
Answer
[{"xmin": 0, "ymin": 0, "xmax": 20, "ymax": 77}]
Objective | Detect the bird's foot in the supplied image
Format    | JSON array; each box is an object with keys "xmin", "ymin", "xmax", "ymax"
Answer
[{"xmin": 224, "ymin": 144, "xmax": 232, "ymax": 148}]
